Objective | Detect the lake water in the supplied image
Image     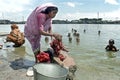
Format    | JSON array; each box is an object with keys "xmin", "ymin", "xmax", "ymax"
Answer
[{"xmin": 0, "ymin": 24, "xmax": 120, "ymax": 80}]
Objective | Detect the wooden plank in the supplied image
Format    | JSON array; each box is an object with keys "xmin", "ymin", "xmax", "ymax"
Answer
[
  {"xmin": 53, "ymin": 51, "xmax": 77, "ymax": 80},
  {"xmin": 53, "ymin": 50, "xmax": 76, "ymax": 68}
]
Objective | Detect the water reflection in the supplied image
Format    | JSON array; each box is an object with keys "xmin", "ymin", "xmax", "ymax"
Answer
[
  {"xmin": 106, "ymin": 51, "xmax": 116, "ymax": 58},
  {"xmin": 13, "ymin": 46, "xmax": 26, "ymax": 57}
]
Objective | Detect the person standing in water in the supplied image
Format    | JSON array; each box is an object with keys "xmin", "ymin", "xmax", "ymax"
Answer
[
  {"xmin": 105, "ymin": 39, "xmax": 119, "ymax": 52},
  {"xmin": 24, "ymin": 3, "xmax": 61, "ymax": 63}
]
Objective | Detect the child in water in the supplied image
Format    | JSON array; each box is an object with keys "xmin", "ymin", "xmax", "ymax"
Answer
[
  {"xmin": 50, "ymin": 35, "xmax": 68, "ymax": 61},
  {"xmin": 105, "ymin": 39, "xmax": 119, "ymax": 52}
]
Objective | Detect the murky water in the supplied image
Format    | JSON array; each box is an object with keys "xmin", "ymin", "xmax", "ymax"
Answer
[{"xmin": 0, "ymin": 24, "xmax": 120, "ymax": 80}]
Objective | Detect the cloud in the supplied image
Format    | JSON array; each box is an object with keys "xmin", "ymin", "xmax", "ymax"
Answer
[
  {"xmin": 56, "ymin": 12, "xmax": 98, "ymax": 20},
  {"xmin": 105, "ymin": 0, "xmax": 119, "ymax": 5},
  {"xmin": 67, "ymin": 2, "xmax": 75, "ymax": 7},
  {"xmin": 56, "ymin": 8, "xmax": 120, "ymax": 21},
  {"xmin": 0, "ymin": 0, "xmax": 32, "ymax": 21},
  {"xmin": 0, "ymin": 0, "xmax": 119, "ymax": 21},
  {"xmin": 60, "ymin": 1, "xmax": 83, "ymax": 9},
  {"xmin": 0, "ymin": 0, "xmax": 31, "ymax": 13},
  {"xmin": 103, "ymin": 8, "xmax": 120, "ymax": 20}
]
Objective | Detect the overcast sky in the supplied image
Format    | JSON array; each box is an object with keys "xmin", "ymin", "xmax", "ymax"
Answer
[{"xmin": 0, "ymin": 0, "xmax": 120, "ymax": 21}]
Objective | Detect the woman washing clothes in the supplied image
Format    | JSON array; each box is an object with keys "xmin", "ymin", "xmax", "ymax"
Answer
[{"xmin": 24, "ymin": 3, "xmax": 61, "ymax": 63}]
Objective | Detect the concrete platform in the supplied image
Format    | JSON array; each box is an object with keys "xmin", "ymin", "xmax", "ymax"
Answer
[{"xmin": 0, "ymin": 45, "xmax": 34, "ymax": 80}]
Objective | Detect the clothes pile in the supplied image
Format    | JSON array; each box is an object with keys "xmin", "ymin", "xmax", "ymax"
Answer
[{"xmin": 36, "ymin": 52, "xmax": 50, "ymax": 63}]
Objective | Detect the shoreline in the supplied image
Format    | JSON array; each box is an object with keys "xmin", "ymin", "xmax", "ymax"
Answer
[{"xmin": 0, "ymin": 43, "xmax": 34, "ymax": 80}]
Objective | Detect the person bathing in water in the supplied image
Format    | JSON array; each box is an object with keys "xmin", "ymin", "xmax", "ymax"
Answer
[
  {"xmin": 50, "ymin": 35, "xmax": 69, "ymax": 61},
  {"xmin": 105, "ymin": 39, "xmax": 119, "ymax": 52},
  {"xmin": 50, "ymin": 35, "xmax": 77, "ymax": 80}
]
